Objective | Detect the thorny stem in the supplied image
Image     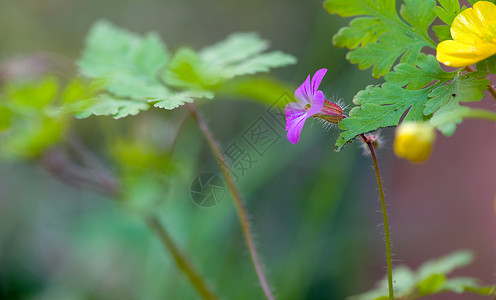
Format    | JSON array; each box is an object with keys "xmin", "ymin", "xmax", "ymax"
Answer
[
  {"xmin": 360, "ymin": 134, "xmax": 394, "ymax": 300},
  {"xmin": 42, "ymin": 140, "xmax": 219, "ymax": 300},
  {"xmin": 145, "ymin": 216, "xmax": 219, "ymax": 300},
  {"xmin": 465, "ymin": 66, "xmax": 496, "ymax": 102},
  {"xmin": 186, "ymin": 103, "xmax": 275, "ymax": 300}
]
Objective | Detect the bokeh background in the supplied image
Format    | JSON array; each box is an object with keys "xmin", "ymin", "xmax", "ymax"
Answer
[{"xmin": 0, "ymin": 0, "xmax": 494, "ymax": 299}]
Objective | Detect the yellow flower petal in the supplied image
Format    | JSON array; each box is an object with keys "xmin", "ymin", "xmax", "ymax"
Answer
[
  {"xmin": 437, "ymin": 39, "xmax": 496, "ymax": 67},
  {"xmin": 436, "ymin": 1, "xmax": 496, "ymax": 67}
]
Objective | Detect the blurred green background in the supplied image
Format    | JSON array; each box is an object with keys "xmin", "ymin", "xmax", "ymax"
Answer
[{"xmin": 0, "ymin": 0, "xmax": 494, "ymax": 299}]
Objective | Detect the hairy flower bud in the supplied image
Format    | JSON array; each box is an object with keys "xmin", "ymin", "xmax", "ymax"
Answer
[
  {"xmin": 315, "ymin": 100, "xmax": 344, "ymax": 124},
  {"xmin": 394, "ymin": 122, "xmax": 435, "ymax": 163}
]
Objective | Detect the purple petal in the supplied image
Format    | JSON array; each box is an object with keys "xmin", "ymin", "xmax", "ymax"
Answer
[
  {"xmin": 310, "ymin": 68, "xmax": 327, "ymax": 94},
  {"xmin": 285, "ymin": 102, "xmax": 306, "ymax": 130},
  {"xmin": 287, "ymin": 114, "xmax": 308, "ymax": 144},
  {"xmin": 294, "ymin": 75, "xmax": 312, "ymax": 104},
  {"xmin": 306, "ymin": 90, "xmax": 325, "ymax": 117}
]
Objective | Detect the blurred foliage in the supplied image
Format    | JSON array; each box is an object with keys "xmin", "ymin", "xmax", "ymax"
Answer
[
  {"xmin": 0, "ymin": 76, "xmax": 70, "ymax": 159},
  {"xmin": 0, "ymin": 0, "xmax": 493, "ymax": 300},
  {"xmin": 349, "ymin": 250, "xmax": 496, "ymax": 299},
  {"xmin": 74, "ymin": 20, "xmax": 296, "ymax": 118}
]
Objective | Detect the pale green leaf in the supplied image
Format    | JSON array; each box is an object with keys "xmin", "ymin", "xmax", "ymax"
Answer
[
  {"xmin": 165, "ymin": 33, "xmax": 296, "ymax": 88},
  {"xmin": 418, "ymin": 274, "xmax": 447, "ymax": 295},
  {"xmin": 73, "ymin": 94, "xmax": 149, "ymax": 119},
  {"xmin": 416, "ymin": 250, "xmax": 473, "ymax": 280},
  {"xmin": 78, "ymin": 20, "xmax": 171, "ymax": 102},
  {"xmin": 152, "ymin": 90, "xmax": 214, "ymax": 109}
]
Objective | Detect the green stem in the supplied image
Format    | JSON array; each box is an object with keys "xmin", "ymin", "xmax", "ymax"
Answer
[
  {"xmin": 361, "ymin": 134, "xmax": 394, "ymax": 300},
  {"xmin": 186, "ymin": 103, "xmax": 275, "ymax": 300},
  {"xmin": 42, "ymin": 142, "xmax": 219, "ymax": 300},
  {"xmin": 145, "ymin": 215, "xmax": 219, "ymax": 300}
]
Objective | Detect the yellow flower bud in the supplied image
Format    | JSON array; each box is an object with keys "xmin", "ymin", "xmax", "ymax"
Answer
[{"xmin": 393, "ymin": 122, "xmax": 435, "ymax": 163}]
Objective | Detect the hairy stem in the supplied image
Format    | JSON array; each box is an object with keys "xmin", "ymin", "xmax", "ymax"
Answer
[
  {"xmin": 361, "ymin": 134, "xmax": 394, "ymax": 300},
  {"xmin": 42, "ymin": 140, "xmax": 218, "ymax": 300},
  {"xmin": 145, "ymin": 216, "xmax": 219, "ymax": 300},
  {"xmin": 186, "ymin": 103, "xmax": 275, "ymax": 300}
]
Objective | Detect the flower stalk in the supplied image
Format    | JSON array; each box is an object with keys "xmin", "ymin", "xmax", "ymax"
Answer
[
  {"xmin": 186, "ymin": 102, "xmax": 275, "ymax": 300},
  {"xmin": 361, "ymin": 134, "xmax": 394, "ymax": 300},
  {"xmin": 42, "ymin": 138, "xmax": 219, "ymax": 300},
  {"xmin": 145, "ymin": 215, "xmax": 219, "ymax": 300}
]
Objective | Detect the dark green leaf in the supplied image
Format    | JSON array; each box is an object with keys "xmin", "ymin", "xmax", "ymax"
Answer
[
  {"xmin": 336, "ymin": 83, "xmax": 431, "ymax": 150},
  {"xmin": 385, "ymin": 54, "xmax": 455, "ymax": 90},
  {"xmin": 324, "ymin": 0, "xmax": 436, "ymax": 78},
  {"xmin": 433, "ymin": 25, "xmax": 452, "ymax": 42},
  {"xmin": 435, "ymin": 0, "xmax": 463, "ymax": 24}
]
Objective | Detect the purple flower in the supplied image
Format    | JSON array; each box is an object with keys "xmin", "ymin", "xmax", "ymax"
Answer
[{"xmin": 285, "ymin": 69, "xmax": 343, "ymax": 144}]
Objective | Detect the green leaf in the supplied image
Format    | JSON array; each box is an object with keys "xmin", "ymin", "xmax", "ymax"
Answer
[
  {"xmin": 200, "ymin": 32, "xmax": 270, "ymax": 67},
  {"xmin": 424, "ymin": 72, "xmax": 489, "ymax": 135},
  {"xmin": 219, "ymin": 76, "xmax": 294, "ymax": 106},
  {"xmin": 335, "ymin": 54, "xmax": 490, "ymax": 149},
  {"xmin": 348, "ymin": 250, "xmax": 495, "ymax": 300},
  {"xmin": 5, "ymin": 76, "xmax": 59, "ymax": 109},
  {"xmin": 165, "ymin": 33, "xmax": 296, "ymax": 88},
  {"xmin": 385, "ymin": 54, "xmax": 455, "ymax": 90},
  {"xmin": 335, "ymin": 83, "xmax": 431, "ymax": 150},
  {"xmin": 433, "ymin": 25, "xmax": 452, "ymax": 42},
  {"xmin": 433, "ymin": 0, "xmax": 465, "ymax": 41},
  {"xmin": 164, "ymin": 48, "xmax": 222, "ymax": 89},
  {"xmin": 417, "ymin": 250, "xmax": 473, "ymax": 280},
  {"xmin": 77, "ymin": 21, "xmax": 296, "ymax": 119},
  {"xmin": 418, "ymin": 274, "xmax": 447, "ymax": 295},
  {"xmin": 325, "ymin": 0, "xmax": 436, "ymax": 78},
  {"xmin": 469, "ymin": 0, "xmax": 496, "ymax": 5},
  {"xmin": 152, "ymin": 90, "xmax": 214, "ymax": 110},
  {"xmin": 72, "ymin": 94, "xmax": 149, "ymax": 119},
  {"xmin": 347, "ymin": 266, "xmax": 417, "ymax": 299},
  {"xmin": 0, "ymin": 76, "xmax": 69, "ymax": 159},
  {"xmin": 435, "ymin": 0, "xmax": 463, "ymax": 24},
  {"xmin": 477, "ymin": 55, "xmax": 496, "ymax": 74},
  {"xmin": 425, "ymin": 72, "xmax": 489, "ymax": 115},
  {"xmin": 0, "ymin": 106, "xmax": 13, "ymax": 131},
  {"xmin": 78, "ymin": 20, "xmax": 170, "ymax": 101}
]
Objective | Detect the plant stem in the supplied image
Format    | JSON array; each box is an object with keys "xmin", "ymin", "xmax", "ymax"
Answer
[
  {"xmin": 186, "ymin": 103, "xmax": 275, "ymax": 300},
  {"xmin": 465, "ymin": 66, "xmax": 496, "ymax": 102},
  {"xmin": 145, "ymin": 215, "xmax": 219, "ymax": 300},
  {"xmin": 361, "ymin": 134, "xmax": 394, "ymax": 300},
  {"xmin": 42, "ymin": 141, "xmax": 219, "ymax": 300}
]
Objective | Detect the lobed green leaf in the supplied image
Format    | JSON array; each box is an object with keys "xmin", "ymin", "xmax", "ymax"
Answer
[
  {"xmin": 335, "ymin": 54, "xmax": 489, "ymax": 150},
  {"xmin": 348, "ymin": 250, "xmax": 495, "ymax": 299},
  {"xmin": 76, "ymin": 21, "xmax": 296, "ymax": 119},
  {"xmin": 325, "ymin": 0, "xmax": 436, "ymax": 78}
]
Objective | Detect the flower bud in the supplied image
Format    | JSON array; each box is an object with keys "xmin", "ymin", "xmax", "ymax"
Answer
[
  {"xmin": 394, "ymin": 122, "xmax": 435, "ymax": 163},
  {"xmin": 314, "ymin": 100, "xmax": 344, "ymax": 124}
]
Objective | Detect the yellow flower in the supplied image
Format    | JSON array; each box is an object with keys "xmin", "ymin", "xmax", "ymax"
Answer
[
  {"xmin": 393, "ymin": 122, "xmax": 435, "ymax": 163},
  {"xmin": 436, "ymin": 1, "xmax": 496, "ymax": 67}
]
